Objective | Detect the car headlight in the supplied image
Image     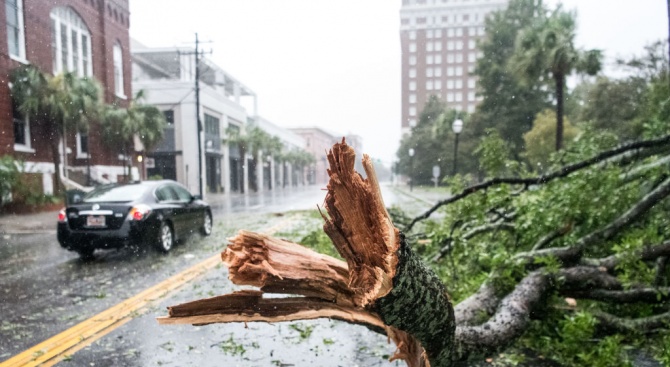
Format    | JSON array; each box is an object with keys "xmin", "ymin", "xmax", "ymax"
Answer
[{"xmin": 128, "ymin": 204, "xmax": 152, "ymax": 221}]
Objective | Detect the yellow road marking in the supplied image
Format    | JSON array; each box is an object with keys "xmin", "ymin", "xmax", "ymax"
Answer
[
  {"xmin": 0, "ymin": 216, "xmax": 298, "ymax": 367},
  {"xmin": 0, "ymin": 254, "xmax": 221, "ymax": 367}
]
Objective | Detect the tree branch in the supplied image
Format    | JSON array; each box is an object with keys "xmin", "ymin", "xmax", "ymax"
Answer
[
  {"xmin": 517, "ymin": 176, "xmax": 670, "ymax": 265},
  {"xmin": 582, "ymin": 240, "xmax": 670, "ymax": 270},
  {"xmin": 564, "ymin": 288, "xmax": 670, "ymax": 304},
  {"xmin": 405, "ymin": 134, "xmax": 670, "ymax": 232},
  {"xmin": 594, "ymin": 310, "xmax": 670, "ymax": 334}
]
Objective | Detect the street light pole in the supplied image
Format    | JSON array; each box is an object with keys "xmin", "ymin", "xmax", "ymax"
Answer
[
  {"xmin": 408, "ymin": 148, "xmax": 415, "ymax": 191},
  {"xmin": 452, "ymin": 119, "xmax": 463, "ymax": 176}
]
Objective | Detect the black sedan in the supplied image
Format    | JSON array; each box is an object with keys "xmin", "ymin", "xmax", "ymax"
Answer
[{"xmin": 57, "ymin": 180, "xmax": 212, "ymax": 259}]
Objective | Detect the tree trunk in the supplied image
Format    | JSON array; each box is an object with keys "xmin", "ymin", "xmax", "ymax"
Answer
[
  {"xmin": 50, "ymin": 139, "xmax": 62, "ymax": 194},
  {"xmin": 159, "ymin": 140, "xmax": 457, "ymax": 366},
  {"xmin": 555, "ymin": 72, "xmax": 565, "ymax": 151}
]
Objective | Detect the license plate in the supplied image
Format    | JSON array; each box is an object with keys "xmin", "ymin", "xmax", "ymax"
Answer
[{"xmin": 86, "ymin": 215, "xmax": 106, "ymax": 227}]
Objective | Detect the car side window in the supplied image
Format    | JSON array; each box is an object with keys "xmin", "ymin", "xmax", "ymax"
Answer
[
  {"xmin": 156, "ymin": 186, "xmax": 178, "ymax": 202},
  {"xmin": 171, "ymin": 185, "xmax": 193, "ymax": 203}
]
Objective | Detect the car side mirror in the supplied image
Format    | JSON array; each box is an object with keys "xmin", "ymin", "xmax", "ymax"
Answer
[{"xmin": 192, "ymin": 194, "xmax": 202, "ymax": 202}]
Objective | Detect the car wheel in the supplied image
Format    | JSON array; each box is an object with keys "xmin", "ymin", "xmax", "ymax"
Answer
[
  {"xmin": 156, "ymin": 222, "xmax": 174, "ymax": 253},
  {"xmin": 77, "ymin": 248, "xmax": 95, "ymax": 260},
  {"xmin": 201, "ymin": 211, "xmax": 212, "ymax": 236}
]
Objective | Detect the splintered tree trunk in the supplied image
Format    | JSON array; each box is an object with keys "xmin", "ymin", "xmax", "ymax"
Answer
[{"xmin": 158, "ymin": 139, "xmax": 456, "ymax": 367}]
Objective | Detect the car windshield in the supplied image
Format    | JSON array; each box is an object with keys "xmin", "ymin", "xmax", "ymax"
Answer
[{"xmin": 82, "ymin": 185, "xmax": 148, "ymax": 203}]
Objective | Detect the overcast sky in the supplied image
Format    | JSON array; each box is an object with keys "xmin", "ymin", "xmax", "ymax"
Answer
[{"xmin": 129, "ymin": 0, "xmax": 668, "ymax": 165}]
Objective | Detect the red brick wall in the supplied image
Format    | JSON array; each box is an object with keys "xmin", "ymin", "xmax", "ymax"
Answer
[{"xmin": 0, "ymin": 0, "xmax": 131, "ymax": 168}]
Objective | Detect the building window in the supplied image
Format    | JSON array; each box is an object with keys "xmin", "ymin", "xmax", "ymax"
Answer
[
  {"xmin": 447, "ymin": 93, "xmax": 454, "ymax": 102},
  {"xmin": 427, "ymin": 55, "xmax": 434, "ymax": 64},
  {"xmin": 447, "ymin": 80, "xmax": 454, "ymax": 89},
  {"xmin": 6, "ymin": 0, "xmax": 25, "ymax": 60},
  {"xmin": 447, "ymin": 54, "xmax": 454, "ymax": 63},
  {"xmin": 163, "ymin": 110, "xmax": 174, "ymax": 126},
  {"xmin": 478, "ymin": 27, "xmax": 485, "ymax": 36},
  {"xmin": 456, "ymin": 41, "xmax": 463, "ymax": 50},
  {"xmin": 409, "ymin": 68, "xmax": 417, "ymax": 78},
  {"xmin": 426, "ymin": 80, "xmax": 434, "ymax": 90},
  {"xmin": 468, "ymin": 104, "xmax": 476, "ymax": 113},
  {"xmin": 456, "ymin": 66, "xmax": 463, "ymax": 76},
  {"xmin": 426, "ymin": 42, "xmax": 433, "ymax": 52},
  {"xmin": 468, "ymin": 52, "xmax": 476, "ymax": 62},
  {"xmin": 435, "ymin": 80, "xmax": 442, "ymax": 90},
  {"xmin": 447, "ymin": 28, "xmax": 454, "ymax": 37},
  {"xmin": 409, "ymin": 42, "xmax": 417, "ymax": 53},
  {"xmin": 434, "ymin": 67, "xmax": 442, "ymax": 77},
  {"xmin": 12, "ymin": 100, "xmax": 31, "ymax": 151},
  {"xmin": 456, "ymin": 53, "xmax": 463, "ymax": 63},
  {"xmin": 51, "ymin": 7, "xmax": 93, "ymax": 76},
  {"xmin": 435, "ymin": 29, "xmax": 442, "ymax": 38},
  {"xmin": 455, "ymin": 79, "xmax": 463, "ymax": 88},
  {"xmin": 409, "ymin": 81, "xmax": 416, "ymax": 91},
  {"xmin": 409, "ymin": 30, "xmax": 416, "ymax": 40},
  {"xmin": 427, "ymin": 68, "xmax": 433, "ymax": 77},
  {"xmin": 409, "ymin": 55, "xmax": 416, "ymax": 65},
  {"xmin": 468, "ymin": 91, "xmax": 476, "ymax": 101},
  {"xmin": 409, "ymin": 106, "xmax": 417, "ymax": 116},
  {"xmin": 435, "ymin": 42, "xmax": 442, "ymax": 51},
  {"xmin": 456, "ymin": 27, "xmax": 463, "ymax": 37},
  {"xmin": 435, "ymin": 54, "xmax": 442, "ymax": 64},
  {"xmin": 447, "ymin": 67, "xmax": 454, "ymax": 76},
  {"xmin": 77, "ymin": 132, "xmax": 89, "ymax": 158},
  {"xmin": 455, "ymin": 93, "xmax": 463, "ymax": 102},
  {"xmin": 427, "ymin": 29, "xmax": 434, "ymax": 38},
  {"xmin": 447, "ymin": 41, "xmax": 454, "ymax": 51},
  {"xmin": 113, "ymin": 42, "xmax": 125, "ymax": 97},
  {"xmin": 468, "ymin": 78, "xmax": 476, "ymax": 89},
  {"xmin": 204, "ymin": 114, "xmax": 220, "ymax": 137},
  {"xmin": 469, "ymin": 39, "xmax": 476, "ymax": 49},
  {"xmin": 469, "ymin": 27, "xmax": 476, "ymax": 36},
  {"xmin": 409, "ymin": 94, "xmax": 416, "ymax": 103}
]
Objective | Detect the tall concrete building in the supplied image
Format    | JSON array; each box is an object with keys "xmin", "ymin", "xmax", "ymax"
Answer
[{"xmin": 400, "ymin": 0, "xmax": 508, "ymax": 134}]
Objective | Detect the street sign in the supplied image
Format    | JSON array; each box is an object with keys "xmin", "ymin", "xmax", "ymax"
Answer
[
  {"xmin": 146, "ymin": 157, "xmax": 156, "ymax": 169},
  {"xmin": 432, "ymin": 165, "xmax": 440, "ymax": 178}
]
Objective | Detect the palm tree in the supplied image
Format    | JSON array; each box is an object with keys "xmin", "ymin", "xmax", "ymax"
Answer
[
  {"xmin": 10, "ymin": 65, "xmax": 102, "ymax": 193},
  {"xmin": 511, "ymin": 7, "xmax": 601, "ymax": 151},
  {"xmin": 100, "ymin": 91, "xmax": 166, "ymax": 181}
]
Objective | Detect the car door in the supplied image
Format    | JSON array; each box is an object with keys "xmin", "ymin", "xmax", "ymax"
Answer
[
  {"xmin": 170, "ymin": 184, "xmax": 200, "ymax": 233},
  {"xmin": 155, "ymin": 185, "xmax": 185, "ymax": 235}
]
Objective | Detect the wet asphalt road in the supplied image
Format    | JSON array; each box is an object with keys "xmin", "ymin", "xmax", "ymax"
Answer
[{"xmin": 0, "ymin": 184, "xmax": 438, "ymax": 366}]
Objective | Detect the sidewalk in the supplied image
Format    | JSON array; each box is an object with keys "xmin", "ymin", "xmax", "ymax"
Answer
[{"xmin": 0, "ymin": 209, "xmax": 59, "ymax": 234}]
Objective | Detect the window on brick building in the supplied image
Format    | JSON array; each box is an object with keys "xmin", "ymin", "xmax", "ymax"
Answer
[
  {"xmin": 77, "ymin": 132, "xmax": 89, "ymax": 158},
  {"xmin": 12, "ymin": 99, "xmax": 31, "ymax": 151},
  {"xmin": 113, "ymin": 42, "xmax": 125, "ymax": 97},
  {"xmin": 6, "ymin": 0, "xmax": 26, "ymax": 60},
  {"xmin": 50, "ymin": 7, "xmax": 93, "ymax": 77}
]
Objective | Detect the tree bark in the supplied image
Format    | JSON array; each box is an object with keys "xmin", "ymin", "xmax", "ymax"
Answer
[{"xmin": 555, "ymin": 73, "xmax": 564, "ymax": 151}]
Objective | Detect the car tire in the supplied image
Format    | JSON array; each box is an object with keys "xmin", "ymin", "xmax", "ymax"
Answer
[
  {"xmin": 201, "ymin": 211, "xmax": 212, "ymax": 236},
  {"xmin": 77, "ymin": 248, "xmax": 95, "ymax": 260},
  {"xmin": 156, "ymin": 222, "xmax": 174, "ymax": 253}
]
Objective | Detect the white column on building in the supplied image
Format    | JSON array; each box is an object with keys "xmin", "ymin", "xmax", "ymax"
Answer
[
  {"xmin": 243, "ymin": 153, "xmax": 249, "ymax": 194},
  {"xmin": 278, "ymin": 160, "xmax": 285, "ymax": 188},
  {"xmin": 256, "ymin": 150, "xmax": 264, "ymax": 193},
  {"xmin": 270, "ymin": 157, "xmax": 276, "ymax": 191}
]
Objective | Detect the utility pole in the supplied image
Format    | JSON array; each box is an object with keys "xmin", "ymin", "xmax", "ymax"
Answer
[
  {"xmin": 195, "ymin": 33, "xmax": 203, "ymax": 197},
  {"xmin": 179, "ymin": 33, "xmax": 208, "ymax": 197}
]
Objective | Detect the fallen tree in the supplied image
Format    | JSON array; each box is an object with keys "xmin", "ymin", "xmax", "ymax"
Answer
[{"xmin": 159, "ymin": 136, "xmax": 670, "ymax": 366}]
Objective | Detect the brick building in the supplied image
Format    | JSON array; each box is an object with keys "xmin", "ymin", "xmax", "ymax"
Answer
[
  {"xmin": 400, "ymin": 0, "xmax": 508, "ymax": 134},
  {"xmin": 0, "ymin": 0, "xmax": 132, "ymax": 194}
]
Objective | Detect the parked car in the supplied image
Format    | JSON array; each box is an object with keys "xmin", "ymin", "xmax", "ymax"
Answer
[{"xmin": 57, "ymin": 180, "xmax": 212, "ymax": 259}]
